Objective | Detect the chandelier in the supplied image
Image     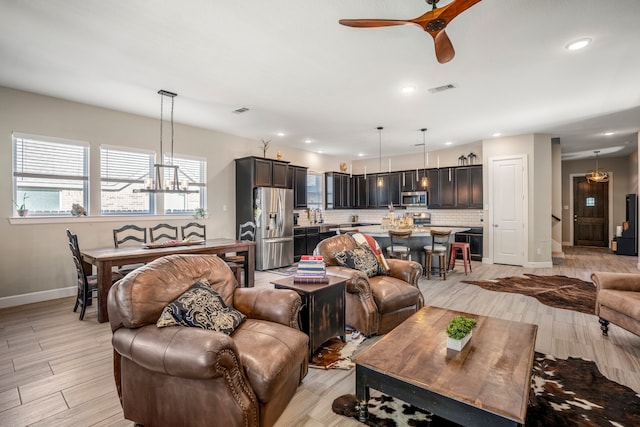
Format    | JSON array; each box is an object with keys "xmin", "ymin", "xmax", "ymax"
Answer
[
  {"xmin": 135, "ymin": 90, "xmax": 198, "ymax": 194},
  {"xmin": 586, "ymin": 150, "xmax": 609, "ymax": 183}
]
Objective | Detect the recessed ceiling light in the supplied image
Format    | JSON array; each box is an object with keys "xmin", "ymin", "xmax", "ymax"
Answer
[
  {"xmin": 304, "ymin": 139, "xmax": 312, "ymax": 143},
  {"xmin": 492, "ymin": 132, "xmax": 502, "ymax": 137},
  {"xmin": 317, "ymin": 150, "xmax": 323, "ymax": 154},
  {"xmin": 566, "ymin": 38, "xmax": 591, "ymax": 51},
  {"xmin": 445, "ymin": 141, "xmax": 453, "ymax": 146},
  {"xmin": 401, "ymin": 86, "xmax": 416, "ymax": 94},
  {"xmin": 358, "ymin": 153, "xmax": 365, "ymax": 157},
  {"xmin": 277, "ymin": 132, "xmax": 286, "ymax": 137},
  {"xmin": 603, "ymin": 131, "xmax": 615, "ymax": 136}
]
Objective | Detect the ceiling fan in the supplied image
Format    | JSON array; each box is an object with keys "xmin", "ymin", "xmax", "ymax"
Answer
[{"xmin": 339, "ymin": 0, "xmax": 481, "ymax": 64}]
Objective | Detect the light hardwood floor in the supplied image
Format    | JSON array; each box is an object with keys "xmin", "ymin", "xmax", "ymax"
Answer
[{"xmin": 1, "ymin": 247, "xmax": 639, "ymax": 426}]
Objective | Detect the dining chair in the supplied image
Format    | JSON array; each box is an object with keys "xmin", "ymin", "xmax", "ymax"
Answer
[
  {"xmin": 67, "ymin": 229, "xmax": 123, "ymax": 320},
  {"xmin": 181, "ymin": 222, "xmax": 206, "ymax": 240},
  {"xmin": 424, "ymin": 230, "xmax": 452, "ymax": 280},
  {"xmin": 223, "ymin": 221, "xmax": 256, "ymax": 283},
  {"xmin": 149, "ymin": 223, "xmax": 179, "ymax": 242},
  {"xmin": 113, "ymin": 224, "xmax": 148, "ymax": 275},
  {"xmin": 386, "ymin": 229, "xmax": 413, "ymax": 260}
]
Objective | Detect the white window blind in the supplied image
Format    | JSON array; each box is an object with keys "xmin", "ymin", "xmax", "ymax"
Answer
[
  {"xmin": 12, "ymin": 133, "xmax": 89, "ymax": 216},
  {"xmin": 101, "ymin": 146, "xmax": 154, "ymax": 215},
  {"xmin": 163, "ymin": 154, "xmax": 206, "ymax": 214}
]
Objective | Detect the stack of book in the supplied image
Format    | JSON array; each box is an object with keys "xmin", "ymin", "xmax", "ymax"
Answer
[{"xmin": 293, "ymin": 255, "xmax": 329, "ymax": 284}]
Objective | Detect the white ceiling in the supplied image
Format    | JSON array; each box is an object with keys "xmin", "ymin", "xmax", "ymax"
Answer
[{"xmin": 1, "ymin": 0, "xmax": 639, "ymax": 161}]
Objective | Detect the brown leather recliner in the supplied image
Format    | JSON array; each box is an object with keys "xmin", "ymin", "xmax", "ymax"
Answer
[
  {"xmin": 107, "ymin": 254, "xmax": 309, "ymax": 427},
  {"xmin": 315, "ymin": 234, "xmax": 424, "ymax": 336}
]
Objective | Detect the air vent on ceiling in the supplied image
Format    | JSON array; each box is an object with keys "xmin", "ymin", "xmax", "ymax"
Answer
[
  {"xmin": 428, "ymin": 83, "xmax": 457, "ymax": 94},
  {"xmin": 232, "ymin": 107, "xmax": 250, "ymax": 114}
]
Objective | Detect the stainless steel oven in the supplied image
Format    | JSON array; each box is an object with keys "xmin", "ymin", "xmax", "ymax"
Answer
[{"xmin": 401, "ymin": 191, "xmax": 428, "ymax": 207}]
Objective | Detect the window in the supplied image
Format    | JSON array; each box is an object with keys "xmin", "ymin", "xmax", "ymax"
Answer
[
  {"xmin": 163, "ymin": 154, "xmax": 207, "ymax": 214},
  {"xmin": 101, "ymin": 146, "xmax": 154, "ymax": 215},
  {"xmin": 12, "ymin": 132, "xmax": 89, "ymax": 216},
  {"xmin": 306, "ymin": 172, "xmax": 323, "ymax": 210}
]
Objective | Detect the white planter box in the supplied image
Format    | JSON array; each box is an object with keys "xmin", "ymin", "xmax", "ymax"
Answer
[{"xmin": 446, "ymin": 330, "xmax": 472, "ymax": 351}]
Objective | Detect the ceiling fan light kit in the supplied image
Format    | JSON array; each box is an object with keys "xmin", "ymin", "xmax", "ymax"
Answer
[{"xmin": 339, "ymin": 0, "xmax": 482, "ymax": 63}]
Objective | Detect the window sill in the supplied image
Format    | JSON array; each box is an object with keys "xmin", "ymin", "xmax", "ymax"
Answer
[{"xmin": 8, "ymin": 214, "xmax": 197, "ymax": 225}]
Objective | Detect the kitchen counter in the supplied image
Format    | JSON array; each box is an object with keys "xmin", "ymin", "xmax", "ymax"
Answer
[{"xmin": 332, "ymin": 225, "xmax": 470, "ymax": 237}]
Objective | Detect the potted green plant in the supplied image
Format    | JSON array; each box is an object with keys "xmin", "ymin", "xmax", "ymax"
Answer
[
  {"xmin": 446, "ymin": 315, "xmax": 477, "ymax": 351},
  {"xmin": 194, "ymin": 208, "xmax": 208, "ymax": 219},
  {"xmin": 13, "ymin": 194, "xmax": 29, "ymax": 217}
]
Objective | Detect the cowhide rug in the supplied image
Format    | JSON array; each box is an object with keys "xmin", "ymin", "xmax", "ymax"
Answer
[
  {"xmin": 311, "ymin": 333, "xmax": 366, "ymax": 370},
  {"xmin": 333, "ymin": 352, "xmax": 640, "ymax": 426},
  {"xmin": 462, "ymin": 274, "xmax": 596, "ymax": 315}
]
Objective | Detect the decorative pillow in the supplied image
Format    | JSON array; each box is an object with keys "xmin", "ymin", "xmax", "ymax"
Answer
[
  {"xmin": 333, "ymin": 245, "xmax": 381, "ymax": 278},
  {"xmin": 351, "ymin": 232, "xmax": 390, "ymax": 275},
  {"xmin": 157, "ymin": 280, "xmax": 246, "ymax": 334}
]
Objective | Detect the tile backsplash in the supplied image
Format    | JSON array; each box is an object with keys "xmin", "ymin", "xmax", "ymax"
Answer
[{"xmin": 295, "ymin": 208, "xmax": 484, "ymax": 227}]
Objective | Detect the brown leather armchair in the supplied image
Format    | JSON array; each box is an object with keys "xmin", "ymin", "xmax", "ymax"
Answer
[
  {"xmin": 315, "ymin": 234, "xmax": 424, "ymax": 336},
  {"xmin": 591, "ymin": 271, "xmax": 640, "ymax": 337},
  {"xmin": 107, "ymin": 254, "xmax": 309, "ymax": 427}
]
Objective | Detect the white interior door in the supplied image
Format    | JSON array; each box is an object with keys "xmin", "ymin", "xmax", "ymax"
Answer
[{"xmin": 490, "ymin": 156, "xmax": 525, "ymax": 266}]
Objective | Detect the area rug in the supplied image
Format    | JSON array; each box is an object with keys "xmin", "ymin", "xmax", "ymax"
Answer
[
  {"xmin": 311, "ymin": 333, "xmax": 366, "ymax": 370},
  {"xmin": 270, "ymin": 263, "xmax": 298, "ymax": 276},
  {"xmin": 332, "ymin": 352, "xmax": 640, "ymax": 426},
  {"xmin": 462, "ymin": 274, "xmax": 596, "ymax": 315}
]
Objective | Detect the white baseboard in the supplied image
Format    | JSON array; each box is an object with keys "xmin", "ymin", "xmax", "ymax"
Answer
[
  {"xmin": 526, "ymin": 261, "xmax": 554, "ymax": 268},
  {"xmin": 482, "ymin": 257, "xmax": 491, "ymax": 264},
  {"xmin": 0, "ymin": 286, "xmax": 76, "ymax": 309}
]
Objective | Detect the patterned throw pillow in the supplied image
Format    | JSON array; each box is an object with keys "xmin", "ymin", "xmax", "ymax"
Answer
[
  {"xmin": 351, "ymin": 232, "xmax": 390, "ymax": 275},
  {"xmin": 157, "ymin": 280, "xmax": 246, "ymax": 334},
  {"xmin": 333, "ymin": 245, "xmax": 381, "ymax": 278}
]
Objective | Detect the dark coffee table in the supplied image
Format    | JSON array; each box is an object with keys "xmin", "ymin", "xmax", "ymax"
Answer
[
  {"xmin": 271, "ymin": 275, "xmax": 346, "ymax": 361},
  {"xmin": 353, "ymin": 306, "xmax": 538, "ymax": 427}
]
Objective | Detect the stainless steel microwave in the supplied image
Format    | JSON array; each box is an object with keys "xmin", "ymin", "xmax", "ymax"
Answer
[{"xmin": 401, "ymin": 191, "xmax": 428, "ymax": 207}]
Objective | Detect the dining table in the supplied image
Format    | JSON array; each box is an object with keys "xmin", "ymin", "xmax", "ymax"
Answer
[{"xmin": 80, "ymin": 238, "xmax": 256, "ymax": 323}]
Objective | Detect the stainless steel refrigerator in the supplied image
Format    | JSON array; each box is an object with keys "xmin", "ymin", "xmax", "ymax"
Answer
[{"xmin": 254, "ymin": 187, "xmax": 294, "ymax": 270}]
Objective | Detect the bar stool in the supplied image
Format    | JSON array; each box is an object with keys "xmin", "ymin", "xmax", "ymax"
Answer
[
  {"xmin": 424, "ymin": 230, "xmax": 451, "ymax": 279},
  {"xmin": 448, "ymin": 242, "xmax": 472, "ymax": 275},
  {"xmin": 386, "ymin": 229, "xmax": 412, "ymax": 260}
]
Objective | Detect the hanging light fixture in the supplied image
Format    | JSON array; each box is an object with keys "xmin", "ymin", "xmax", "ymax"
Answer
[
  {"xmin": 586, "ymin": 150, "xmax": 609, "ymax": 183},
  {"xmin": 377, "ymin": 126, "xmax": 384, "ymax": 187},
  {"xmin": 420, "ymin": 128, "xmax": 429, "ymax": 188},
  {"xmin": 135, "ymin": 90, "xmax": 198, "ymax": 194}
]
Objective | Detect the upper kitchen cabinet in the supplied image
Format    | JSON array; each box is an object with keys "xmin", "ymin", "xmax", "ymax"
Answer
[
  {"xmin": 427, "ymin": 168, "xmax": 456, "ymax": 208},
  {"xmin": 236, "ymin": 156, "xmax": 289, "ymax": 188},
  {"xmin": 288, "ymin": 165, "xmax": 308, "ymax": 208},
  {"xmin": 352, "ymin": 174, "xmax": 367, "ymax": 208},
  {"xmin": 325, "ymin": 172, "xmax": 351, "ymax": 209},
  {"xmin": 455, "ymin": 165, "xmax": 483, "ymax": 209},
  {"xmin": 400, "ymin": 170, "xmax": 418, "ymax": 192}
]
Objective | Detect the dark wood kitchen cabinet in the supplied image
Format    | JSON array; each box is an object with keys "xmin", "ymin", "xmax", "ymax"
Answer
[
  {"xmin": 455, "ymin": 165, "xmax": 483, "ymax": 209},
  {"xmin": 325, "ymin": 172, "xmax": 351, "ymax": 209},
  {"xmin": 294, "ymin": 226, "xmax": 321, "ymax": 261},
  {"xmin": 352, "ymin": 174, "xmax": 368, "ymax": 208},
  {"xmin": 288, "ymin": 165, "xmax": 308, "ymax": 208},
  {"xmin": 236, "ymin": 156, "xmax": 289, "ymax": 188}
]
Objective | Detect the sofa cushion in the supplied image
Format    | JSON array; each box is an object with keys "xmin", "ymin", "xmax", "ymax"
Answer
[
  {"xmin": 368, "ymin": 275, "xmax": 422, "ymax": 313},
  {"xmin": 334, "ymin": 245, "xmax": 380, "ymax": 278},
  {"xmin": 232, "ymin": 319, "xmax": 308, "ymax": 403},
  {"xmin": 598, "ymin": 289, "xmax": 640, "ymax": 319},
  {"xmin": 157, "ymin": 280, "xmax": 246, "ymax": 334}
]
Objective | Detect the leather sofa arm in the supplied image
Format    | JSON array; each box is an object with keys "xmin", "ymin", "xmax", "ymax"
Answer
[
  {"xmin": 234, "ymin": 288, "xmax": 302, "ymax": 330},
  {"xmin": 591, "ymin": 272, "xmax": 640, "ymax": 292},
  {"xmin": 325, "ymin": 265, "xmax": 373, "ymax": 297},
  {"xmin": 386, "ymin": 259, "xmax": 422, "ymax": 286},
  {"xmin": 112, "ymin": 325, "xmax": 240, "ymax": 379}
]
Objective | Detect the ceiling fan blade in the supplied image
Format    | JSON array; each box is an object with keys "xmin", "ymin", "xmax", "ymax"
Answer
[
  {"xmin": 433, "ymin": 30, "xmax": 455, "ymax": 64},
  {"xmin": 339, "ymin": 19, "xmax": 417, "ymax": 28},
  {"xmin": 412, "ymin": 0, "xmax": 482, "ymax": 34}
]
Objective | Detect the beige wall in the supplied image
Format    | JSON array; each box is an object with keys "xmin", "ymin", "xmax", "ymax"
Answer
[
  {"xmin": 481, "ymin": 133, "xmax": 553, "ymax": 266},
  {"xmin": 0, "ymin": 86, "xmax": 341, "ymax": 302}
]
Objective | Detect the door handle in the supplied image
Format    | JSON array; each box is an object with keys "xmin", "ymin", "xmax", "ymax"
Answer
[{"xmin": 493, "ymin": 224, "xmax": 498, "ymax": 228}]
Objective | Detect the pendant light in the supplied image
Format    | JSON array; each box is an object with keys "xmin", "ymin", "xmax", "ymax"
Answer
[
  {"xmin": 420, "ymin": 128, "xmax": 429, "ymax": 188},
  {"xmin": 377, "ymin": 126, "xmax": 384, "ymax": 187},
  {"xmin": 135, "ymin": 90, "xmax": 198, "ymax": 194},
  {"xmin": 586, "ymin": 150, "xmax": 609, "ymax": 183}
]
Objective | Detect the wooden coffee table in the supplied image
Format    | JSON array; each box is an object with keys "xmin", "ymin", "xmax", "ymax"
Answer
[
  {"xmin": 271, "ymin": 275, "xmax": 346, "ymax": 361},
  {"xmin": 353, "ymin": 306, "xmax": 538, "ymax": 427}
]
